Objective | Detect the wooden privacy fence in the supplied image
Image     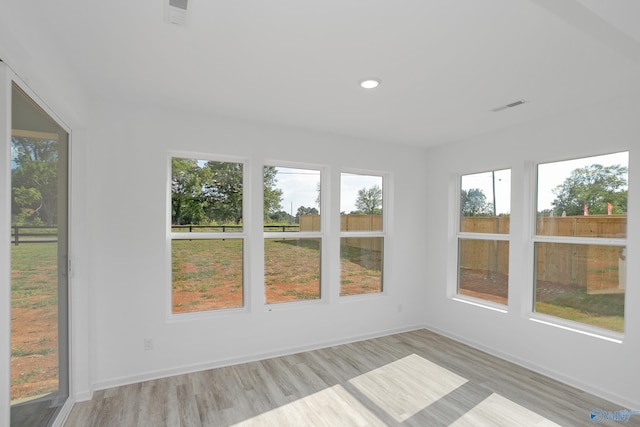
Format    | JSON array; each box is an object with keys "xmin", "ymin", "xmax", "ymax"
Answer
[
  {"xmin": 458, "ymin": 239, "xmax": 509, "ymax": 276},
  {"xmin": 299, "ymin": 215, "xmax": 321, "ymax": 232},
  {"xmin": 460, "ymin": 215, "xmax": 627, "ymax": 294},
  {"xmin": 299, "ymin": 214, "xmax": 383, "ymax": 233},
  {"xmin": 300, "ymin": 214, "xmax": 382, "ymax": 252},
  {"xmin": 340, "ymin": 215, "xmax": 382, "ymax": 232},
  {"xmin": 536, "ymin": 215, "xmax": 626, "ymax": 238},
  {"xmin": 460, "ymin": 216, "xmax": 510, "ymax": 234}
]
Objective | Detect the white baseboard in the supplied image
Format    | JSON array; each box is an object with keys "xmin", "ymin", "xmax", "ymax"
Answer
[
  {"xmin": 91, "ymin": 324, "xmax": 425, "ymax": 393},
  {"xmin": 72, "ymin": 389, "xmax": 93, "ymax": 403},
  {"xmin": 422, "ymin": 323, "xmax": 636, "ymax": 410},
  {"xmin": 50, "ymin": 397, "xmax": 75, "ymax": 427}
]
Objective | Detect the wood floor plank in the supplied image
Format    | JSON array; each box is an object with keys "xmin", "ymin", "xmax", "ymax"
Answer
[{"xmin": 65, "ymin": 329, "xmax": 636, "ymax": 427}]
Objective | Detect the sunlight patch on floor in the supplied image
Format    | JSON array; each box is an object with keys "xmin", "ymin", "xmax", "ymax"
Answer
[
  {"xmin": 231, "ymin": 384, "xmax": 386, "ymax": 426},
  {"xmin": 349, "ymin": 354, "xmax": 468, "ymax": 422},
  {"xmin": 451, "ymin": 393, "xmax": 562, "ymax": 426}
]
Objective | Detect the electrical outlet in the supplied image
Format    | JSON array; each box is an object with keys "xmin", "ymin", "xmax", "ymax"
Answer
[
  {"xmin": 397, "ymin": 304, "xmax": 403, "ymax": 313},
  {"xmin": 144, "ymin": 337, "xmax": 154, "ymax": 351}
]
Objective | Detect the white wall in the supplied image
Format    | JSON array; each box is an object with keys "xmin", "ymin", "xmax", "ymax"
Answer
[
  {"xmin": 84, "ymin": 100, "xmax": 428, "ymax": 391},
  {"xmin": 0, "ymin": 2, "xmax": 89, "ymax": 130},
  {"xmin": 424, "ymin": 97, "xmax": 640, "ymax": 408}
]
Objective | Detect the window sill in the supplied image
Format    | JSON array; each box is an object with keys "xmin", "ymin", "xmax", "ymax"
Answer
[
  {"xmin": 264, "ymin": 298, "xmax": 325, "ymax": 312},
  {"xmin": 452, "ymin": 296, "xmax": 508, "ymax": 314},
  {"xmin": 167, "ymin": 305, "xmax": 248, "ymax": 323},
  {"xmin": 529, "ymin": 314, "xmax": 623, "ymax": 344},
  {"xmin": 338, "ymin": 291, "xmax": 387, "ymax": 303}
]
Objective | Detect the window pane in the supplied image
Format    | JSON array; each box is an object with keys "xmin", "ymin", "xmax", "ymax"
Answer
[
  {"xmin": 340, "ymin": 173, "xmax": 383, "ymax": 231},
  {"xmin": 340, "ymin": 237, "xmax": 383, "ymax": 295},
  {"xmin": 172, "ymin": 239, "xmax": 243, "ymax": 313},
  {"xmin": 458, "ymin": 239, "xmax": 509, "ymax": 305},
  {"xmin": 460, "ymin": 169, "xmax": 510, "ymax": 233},
  {"xmin": 265, "ymin": 238, "xmax": 320, "ymax": 303},
  {"xmin": 171, "ymin": 158, "xmax": 243, "ymax": 231},
  {"xmin": 536, "ymin": 152, "xmax": 628, "ymax": 238},
  {"xmin": 264, "ymin": 166, "xmax": 320, "ymax": 232},
  {"xmin": 534, "ymin": 242, "xmax": 625, "ymax": 332}
]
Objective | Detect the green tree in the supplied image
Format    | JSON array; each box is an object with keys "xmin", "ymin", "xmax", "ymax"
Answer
[
  {"xmin": 202, "ymin": 161, "xmax": 244, "ymax": 224},
  {"xmin": 551, "ymin": 164, "xmax": 627, "ymax": 216},
  {"xmin": 269, "ymin": 210, "xmax": 294, "ymax": 223},
  {"xmin": 263, "ymin": 166, "xmax": 283, "ymax": 221},
  {"xmin": 171, "ymin": 158, "xmax": 208, "ymax": 225},
  {"xmin": 11, "ymin": 137, "xmax": 59, "ymax": 225},
  {"xmin": 296, "ymin": 206, "xmax": 318, "ymax": 217},
  {"xmin": 355, "ymin": 185, "xmax": 382, "ymax": 215},
  {"xmin": 172, "ymin": 160, "xmax": 283, "ymax": 226},
  {"xmin": 460, "ymin": 188, "xmax": 494, "ymax": 216}
]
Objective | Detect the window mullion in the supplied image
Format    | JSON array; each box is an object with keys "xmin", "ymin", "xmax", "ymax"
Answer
[
  {"xmin": 457, "ymin": 232, "xmax": 510, "ymax": 241},
  {"xmin": 532, "ymin": 234, "xmax": 626, "ymax": 247}
]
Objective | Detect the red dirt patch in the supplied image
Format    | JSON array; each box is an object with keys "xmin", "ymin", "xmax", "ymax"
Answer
[
  {"xmin": 11, "ymin": 303, "xmax": 59, "ymax": 400},
  {"xmin": 459, "ymin": 269, "xmax": 508, "ymax": 304}
]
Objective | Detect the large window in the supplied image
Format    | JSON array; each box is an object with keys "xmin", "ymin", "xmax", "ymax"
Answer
[
  {"xmin": 457, "ymin": 169, "xmax": 511, "ymax": 305},
  {"xmin": 340, "ymin": 173, "xmax": 384, "ymax": 296},
  {"xmin": 534, "ymin": 152, "xmax": 628, "ymax": 333},
  {"xmin": 170, "ymin": 158, "xmax": 245, "ymax": 314},
  {"xmin": 264, "ymin": 166, "xmax": 322, "ymax": 304}
]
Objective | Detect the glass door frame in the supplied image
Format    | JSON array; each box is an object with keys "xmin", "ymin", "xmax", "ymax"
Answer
[{"xmin": 0, "ymin": 62, "xmax": 74, "ymax": 427}]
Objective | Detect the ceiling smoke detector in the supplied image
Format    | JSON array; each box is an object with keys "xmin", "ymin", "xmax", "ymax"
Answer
[
  {"xmin": 492, "ymin": 99, "xmax": 528, "ymax": 112},
  {"xmin": 165, "ymin": 0, "xmax": 190, "ymax": 26}
]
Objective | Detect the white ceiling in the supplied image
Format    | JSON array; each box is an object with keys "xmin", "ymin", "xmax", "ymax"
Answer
[{"xmin": 7, "ymin": 0, "xmax": 640, "ymax": 147}]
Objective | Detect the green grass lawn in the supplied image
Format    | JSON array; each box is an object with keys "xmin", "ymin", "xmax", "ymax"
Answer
[
  {"xmin": 11, "ymin": 243, "xmax": 58, "ymax": 302},
  {"xmin": 13, "ymin": 238, "xmax": 383, "ymax": 316},
  {"xmin": 536, "ymin": 302, "xmax": 624, "ymax": 332},
  {"xmin": 10, "ymin": 243, "xmax": 60, "ymax": 400},
  {"xmin": 264, "ymin": 238, "xmax": 321, "ymax": 303},
  {"xmin": 536, "ymin": 287, "xmax": 624, "ymax": 332},
  {"xmin": 172, "ymin": 239, "xmax": 244, "ymax": 311},
  {"xmin": 458, "ymin": 267, "xmax": 625, "ymax": 333},
  {"xmin": 172, "ymin": 238, "xmax": 383, "ymax": 311}
]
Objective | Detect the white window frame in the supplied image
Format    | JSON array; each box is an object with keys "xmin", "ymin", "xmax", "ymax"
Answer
[
  {"xmin": 339, "ymin": 169, "xmax": 388, "ymax": 299},
  {"xmin": 452, "ymin": 168, "xmax": 511, "ymax": 312},
  {"xmin": 167, "ymin": 153, "xmax": 249, "ymax": 319},
  {"xmin": 529, "ymin": 153, "xmax": 628, "ymax": 338},
  {"xmin": 262, "ymin": 161, "xmax": 327, "ymax": 307}
]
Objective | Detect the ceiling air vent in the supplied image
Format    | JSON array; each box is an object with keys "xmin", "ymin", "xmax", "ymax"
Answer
[
  {"xmin": 165, "ymin": 0, "xmax": 190, "ymax": 26},
  {"xmin": 492, "ymin": 99, "xmax": 527, "ymax": 112}
]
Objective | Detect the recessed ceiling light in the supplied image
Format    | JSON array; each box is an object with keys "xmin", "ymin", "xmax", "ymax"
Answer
[{"xmin": 360, "ymin": 78, "xmax": 380, "ymax": 89}]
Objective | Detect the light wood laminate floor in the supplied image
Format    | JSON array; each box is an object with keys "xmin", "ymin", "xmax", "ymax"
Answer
[{"xmin": 65, "ymin": 329, "xmax": 636, "ymax": 426}]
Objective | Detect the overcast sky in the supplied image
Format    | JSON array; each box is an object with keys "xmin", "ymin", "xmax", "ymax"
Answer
[
  {"xmin": 272, "ymin": 167, "xmax": 320, "ymax": 215},
  {"xmin": 273, "ymin": 168, "xmax": 382, "ymax": 214},
  {"xmin": 536, "ymin": 151, "xmax": 628, "ymax": 211},
  {"xmin": 461, "ymin": 151, "xmax": 628, "ymax": 213},
  {"xmin": 461, "ymin": 169, "xmax": 511, "ymax": 215},
  {"xmin": 196, "ymin": 150, "xmax": 628, "ymax": 216}
]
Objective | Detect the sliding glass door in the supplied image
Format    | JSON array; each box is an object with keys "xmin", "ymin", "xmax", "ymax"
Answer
[{"xmin": 9, "ymin": 83, "xmax": 69, "ymax": 426}]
